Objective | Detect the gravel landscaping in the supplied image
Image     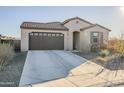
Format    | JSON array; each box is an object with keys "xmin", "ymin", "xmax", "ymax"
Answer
[
  {"xmin": 0, "ymin": 52, "xmax": 27, "ymax": 87},
  {"xmin": 74, "ymin": 52, "xmax": 124, "ymax": 71},
  {"xmin": 73, "ymin": 52, "xmax": 124, "ymax": 87},
  {"xmin": 73, "ymin": 52, "xmax": 99, "ymax": 60}
]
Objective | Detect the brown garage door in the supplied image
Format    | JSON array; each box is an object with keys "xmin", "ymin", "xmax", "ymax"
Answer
[{"xmin": 29, "ymin": 32, "xmax": 64, "ymax": 50}]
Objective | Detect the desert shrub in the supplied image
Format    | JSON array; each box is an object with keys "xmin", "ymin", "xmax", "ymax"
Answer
[
  {"xmin": 91, "ymin": 44, "xmax": 100, "ymax": 52},
  {"xmin": 99, "ymin": 49, "xmax": 110, "ymax": 58},
  {"xmin": 108, "ymin": 35, "xmax": 124, "ymax": 56},
  {"xmin": 0, "ymin": 44, "xmax": 15, "ymax": 71},
  {"xmin": 100, "ymin": 44, "xmax": 107, "ymax": 50},
  {"xmin": 115, "ymin": 40, "xmax": 124, "ymax": 56}
]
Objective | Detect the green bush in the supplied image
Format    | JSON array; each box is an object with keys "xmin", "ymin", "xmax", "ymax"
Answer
[
  {"xmin": 0, "ymin": 44, "xmax": 15, "ymax": 71},
  {"xmin": 99, "ymin": 49, "xmax": 110, "ymax": 58}
]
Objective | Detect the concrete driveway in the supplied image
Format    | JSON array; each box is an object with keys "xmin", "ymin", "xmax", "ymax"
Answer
[{"xmin": 19, "ymin": 50, "xmax": 87, "ymax": 86}]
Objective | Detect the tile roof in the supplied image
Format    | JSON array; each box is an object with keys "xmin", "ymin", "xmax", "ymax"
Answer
[
  {"xmin": 20, "ymin": 22, "xmax": 69, "ymax": 31},
  {"xmin": 20, "ymin": 17, "xmax": 111, "ymax": 32}
]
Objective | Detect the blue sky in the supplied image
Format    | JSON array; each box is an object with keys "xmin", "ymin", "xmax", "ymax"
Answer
[{"xmin": 0, "ymin": 6, "xmax": 124, "ymax": 38}]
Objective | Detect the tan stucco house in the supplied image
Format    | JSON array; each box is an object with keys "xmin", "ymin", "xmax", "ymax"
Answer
[{"xmin": 20, "ymin": 17, "xmax": 111, "ymax": 52}]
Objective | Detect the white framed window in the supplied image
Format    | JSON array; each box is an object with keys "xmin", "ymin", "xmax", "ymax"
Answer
[
  {"xmin": 39, "ymin": 33, "xmax": 42, "ymax": 36},
  {"xmin": 34, "ymin": 33, "xmax": 38, "ymax": 36},
  {"xmin": 60, "ymin": 34, "xmax": 63, "ymax": 36},
  {"xmin": 52, "ymin": 34, "xmax": 55, "ymax": 36},
  {"xmin": 30, "ymin": 33, "xmax": 33, "ymax": 36},
  {"xmin": 93, "ymin": 38, "xmax": 98, "ymax": 43},
  {"xmin": 48, "ymin": 33, "xmax": 51, "ymax": 36},
  {"xmin": 56, "ymin": 34, "xmax": 60, "ymax": 36},
  {"xmin": 43, "ymin": 33, "xmax": 47, "ymax": 36},
  {"xmin": 91, "ymin": 32, "xmax": 99, "ymax": 43},
  {"xmin": 93, "ymin": 32, "xmax": 99, "ymax": 37}
]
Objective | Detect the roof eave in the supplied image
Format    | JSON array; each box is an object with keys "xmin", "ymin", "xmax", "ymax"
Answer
[
  {"xmin": 62, "ymin": 17, "xmax": 93, "ymax": 25},
  {"xmin": 95, "ymin": 24, "xmax": 111, "ymax": 32},
  {"xmin": 20, "ymin": 27, "xmax": 69, "ymax": 31},
  {"xmin": 80, "ymin": 25, "xmax": 111, "ymax": 32}
]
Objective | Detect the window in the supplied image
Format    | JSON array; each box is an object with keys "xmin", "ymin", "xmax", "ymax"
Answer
[
  {"xmin": 60, "ymin": 34, "xmax": 63, "ymax": 36},
  {"xmin": 93, "ymin": 38, "xmax": 98, "ymax": 43},
  {"xmin": 76, "ymin": 21, "xmax": 79, "ymax": 23},
  {"xmin": 56, "ymin": 34, "xmax": 60, "ymax": 36},
  {"xmin": 52, "ymin": 34, "xmax": 55, "ymax": 36},
  {"xmin": 48, "ymin": 34, "xmax": 51, "ymax": 36},
  {"xmin": 34, "ymin": 33, "xmax": 38, "ymax": 36},
  {"xmin": 43, "ymin": 33, "xmax": 47, "ymax": 36},
  {"xmin": 91, "ymin": 32, "xmax": 99, "ymax": 43},
  {"xmin": 39, "ymin": 33, "xmax": 42, "ymax": 36},
  {"xmin": 30, "ymin": 33, "xmax": 33, "ymax": 36},
  {"xmin": 93, "ymin": 32, "xmax": 99, "ymax": 37}
]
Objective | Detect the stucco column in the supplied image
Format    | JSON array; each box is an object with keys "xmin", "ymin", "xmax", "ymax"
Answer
[
  {"xmin": 21, "ymin": 30, "xmax": 29, "ymax": 51},
  {"xmin": 68, "ymin": 31, "xmax": 73, "ymax": 51}
]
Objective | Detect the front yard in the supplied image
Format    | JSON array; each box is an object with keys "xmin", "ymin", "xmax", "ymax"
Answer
[
  {"xmin": 73, "ymin": 52, "xmax": 124, "ymax": 86},
  {"xmin": 0, "ymin": 52, "xmax": 27, "ymax": 87},
  {"xmin": 1, "ymin": 50, "xmax": 124, "ymax": 87}
]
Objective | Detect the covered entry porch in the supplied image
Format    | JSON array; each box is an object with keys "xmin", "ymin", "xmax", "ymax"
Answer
[{"xmin": 73, "ymin": 31, "xmax": 80, "ymax": 51}]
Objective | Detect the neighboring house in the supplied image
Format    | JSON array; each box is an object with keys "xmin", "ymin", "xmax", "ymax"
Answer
[
  {"xmin": 0, "ymin": 36, "xmax": 15, "ymax": 45},
  {"xmin": 20, "ymin": 17, "xmax": 111, "ymax": 52}
]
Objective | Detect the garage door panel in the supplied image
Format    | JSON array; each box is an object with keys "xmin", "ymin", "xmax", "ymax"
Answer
[{"xmin": 29, "ymin": 32, "xmax": 64, "ymax": 50}]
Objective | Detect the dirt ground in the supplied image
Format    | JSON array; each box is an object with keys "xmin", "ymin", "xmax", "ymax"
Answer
[
  {"xmin": 73, "ymin": 52, "xmax": 99, "ymax": 60},
  {"xmin": 74, "ymin": 52, "xmax": 124, "ymax": 86},
  {"xmin": 0, "ymin": 52, "xmax": 27, "ymax": 87}
]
